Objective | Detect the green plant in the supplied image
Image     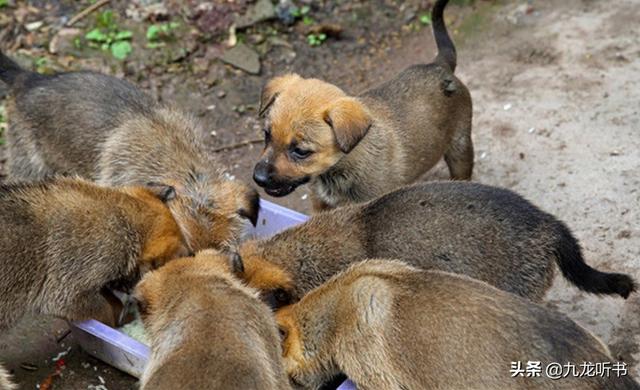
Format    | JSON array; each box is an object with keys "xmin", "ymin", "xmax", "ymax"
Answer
[
  {"xmin": 307, "ymin": 33, "xmax": 326, "ymax": 47},
  {"xmin": 146, "ymin": 21, "xmax": 180, "ymax": 48},
  {"xmin": 0, "ymin": 0, "xmax": 9, "ymax": 8},
  {"xmin": 419, "ymin": 13, "xmax": 432, "ymax": 25},
  {"xmin": 84, "ymin": 10, "xmax": 133, "ymax": 60}
]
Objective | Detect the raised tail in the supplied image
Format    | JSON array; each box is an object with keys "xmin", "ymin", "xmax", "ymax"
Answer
[
  {"xmin": 554, "ymin": 223, "xmax": 636, "ymax": 299},
  {"xmin": 0, "ymin": 51, "xmax": 26, "ymax": 86},
  {"xmin": 432, "ymin": 0, "xmax": 457, "ymax": 72}
]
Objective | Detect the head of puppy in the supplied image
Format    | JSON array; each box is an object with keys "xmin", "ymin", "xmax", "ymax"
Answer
[
  {"xmin": 254, "ymin": 74, "xmax": 373, "ymax": 197},
  {"xmin": 163, "ymin": 176, "xmax": 260, "ymax": 252},
  {"xmin": 123, "ymin": 183, "xmax": 190, "ymax": 274},
  {"xmin": 213, "ymin": 242, "xmax": 296, "ymax": 309},
  {"xmin": 133, "ymin": 249, "xmax": 258, "ymax": 335}
]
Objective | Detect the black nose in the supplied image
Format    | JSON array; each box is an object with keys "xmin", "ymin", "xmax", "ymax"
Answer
[{"xmin": 253, "ymin": 161, "xmax": 272, "ymax": 187}]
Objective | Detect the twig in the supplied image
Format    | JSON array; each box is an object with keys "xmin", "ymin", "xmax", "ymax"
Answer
[
  {"xmin": 212, "ymin": 138, "xmax": 263, "ymax": 153},
  {"xmin": 66, "ymin": 0, "xmax": 111, "ymax": 27}
]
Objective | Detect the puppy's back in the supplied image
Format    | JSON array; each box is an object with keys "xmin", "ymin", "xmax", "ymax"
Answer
[{"xmin": 139, "ymin": 255, "xmax": 291, "ymax": 390}]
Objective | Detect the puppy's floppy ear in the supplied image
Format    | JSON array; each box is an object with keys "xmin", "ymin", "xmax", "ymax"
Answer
[
  {"xmin": 258, "ymin": 74, "xmax": 301, "ymax": 117},
  {"xmin": 145, "ymin": 182, "xmax": 176, "ymax": 203},
  {"xmin": 324, "ymin": 97, "xmax": 372, "ymax": 153}
]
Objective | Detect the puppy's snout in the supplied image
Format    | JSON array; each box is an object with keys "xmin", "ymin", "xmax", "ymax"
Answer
[{"xmin": 253, "ymin": 161, "xmax": 273, "ymax": 187}]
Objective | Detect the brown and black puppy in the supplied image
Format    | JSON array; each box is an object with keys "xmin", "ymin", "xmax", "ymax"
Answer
[
  {"xmin": 226, "ymin": 182, "xmax": 634, "ymax": 307},
  {"xmin": 0, "ymin": 365, "xmax": 15, "ymax": 390},
  {"xmin": 254, "ymin": 0, "xmax": 472, "ymax": 210},
  {"xmin": 0, "ymin": 53, "xmax": 259, "ymax": 252},
  {"xmin": 0, "ymin": 177, "xmax": 187, "ymax": 330},
  {"xmin": 135, "ymin": 250, "xmax": 292, "ymax": 390},
  {"xmin": 276, "ymin": 260, "xmax": 640, "ymax": 390}
]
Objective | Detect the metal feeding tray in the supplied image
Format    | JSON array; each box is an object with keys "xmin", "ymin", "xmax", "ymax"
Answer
[{"xmin": 71, "ymin": 199, "xmax": 356, "ymax": 390}]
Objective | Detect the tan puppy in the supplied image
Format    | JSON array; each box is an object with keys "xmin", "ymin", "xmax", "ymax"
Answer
[
  {"xmin": 0, "ymin": 177, "xmax": 187, "ymax": 330},
  {"xmin": 0, "ymin": 365, "xmax": 15, "ymax": 390},
  {"xmin": 226, "ymin": 182, "xmax": 634, "ymax": 308},
  {"xmin": 254, "ymin": 0, "xmax": 472, "ymax": 210},
  {"xmin": 0, "ymin": 52, "xmax": 258, "ymax": 252},
  {"xmin": 135, "ymin": 250, "xmax": 292, "ymax": 390},
  {"xmin": 276, "ymin": 260, "xmax": 640, "ymax": 390}
]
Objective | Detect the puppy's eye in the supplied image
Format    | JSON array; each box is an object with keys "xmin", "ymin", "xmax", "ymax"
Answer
[{"xmin": 290, "ymin": 147, "xmax": 313, "ymax": 160}]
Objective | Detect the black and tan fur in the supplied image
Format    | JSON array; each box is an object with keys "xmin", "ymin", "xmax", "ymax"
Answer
[
  {"xmin": 277, "ymin": 260, "xmax": 640, "ymax": 390},
  {"xmin": 0, "ymin": 177, "xmax": 187, "ymax": 330},
  {"xmin": 0, "ymin": 53, "xmax": 259, "ymax": 252},
  {"xmin": 228, "ymin": 182, "xmax": 634, "ymax": 307},
  {"xmin": 135, "ymin": 250, "xmax": 291, "ymax": 390},
  {"xmin": 254, "ymin": 0, "xmax": 473, "ymax": 210}
]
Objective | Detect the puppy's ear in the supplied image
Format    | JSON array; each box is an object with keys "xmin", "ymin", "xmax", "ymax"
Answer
[
  {"xmin": 230, "ymin": 252, "xmax": 245, "ymax": 275},
  {"xmin": 258, "ymin": 74, "xmax": 301, "ymax": 117},
  {"xmin": 324, "ymin": 97, "xmax": 372, "ymax": 153},
  {"xmin": 145, "ymin": 182, "xmax": 176, "ymax": 203}
]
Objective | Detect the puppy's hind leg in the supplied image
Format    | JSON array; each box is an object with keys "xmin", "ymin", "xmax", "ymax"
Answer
[{"xmin": 444, "ymin": 127, "xmax": 473, "ymax": 180}]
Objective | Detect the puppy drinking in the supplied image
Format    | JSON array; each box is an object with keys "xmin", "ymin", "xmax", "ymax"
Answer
[
  {"xmin": 228, "ymin": 182, "xmax": 634, "ymax": 307},
  {"xmin": 0, "ymin": 178, "xmax": 187, "ymax": 330},
  {"xmin": 0, "ymin": 52, "xmax": 259, "ymax": 252},
  {"xmin": 254, "ymin": 0, "xmax": 472, "ymax": 209},
  {"xmin": 135, "ymin": 250, "xmax": 291, "ymax": 390},
  {"xmin": 276, "ymin": 259, "xmax": 640, "ymax": 390}
]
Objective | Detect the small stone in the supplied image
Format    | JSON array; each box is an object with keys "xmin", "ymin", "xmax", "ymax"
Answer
[
  {"xmin": 220, "ymin": 43, "xmax": 261, "ymax": 75},
  {"xmin": 216, "ymin": 90, "xmax": 226, "ymax": 98},
  {"xmin": 235, "ymin": 0, "xmax": 276, "ymax": 29},
  {"xmin": 616, "ymin": 230, "xmax": 631, "ymax": 239},
  {"xmin": 503, "ymin": 103, "xmax": 512, "ymax": 111}
]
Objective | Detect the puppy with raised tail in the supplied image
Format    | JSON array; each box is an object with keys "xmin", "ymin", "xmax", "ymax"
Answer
[
  {"xmin": 254, "ymin": 0, "xmax": 472, "ymax": 210},
  {"xmin": 136, "ymin": 250, "xmax": 292, "ymax": 390},
  {"xmin": 276, "ymin": 260, "xmax": 640, "ymax": 390}
]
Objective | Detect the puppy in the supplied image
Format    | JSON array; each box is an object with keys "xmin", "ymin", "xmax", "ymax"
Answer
[
  {"xmin": 0, "ymin": 52, "xmax": 259, "ymax": 252},
  {"xmin": 135, "ymin": 250, "xmax": 292, "ymax": 390},
  {"xmin": 254, "ymin": 0, "xmax": 472, "ymax": 210},
  {"xmin": 276, "ymin": 259, "xmax": 640, "ymax": 390},
  {"xmin": 227, "ymin": 182, "xmax": 634, "ymax": 307},
  {"xmin": 0, "ymin": 177, "xmax": 187, "ymax": 330},
  {"xmin": 0, "ymin": 365, "xmax": 15, "ymax": 390}
]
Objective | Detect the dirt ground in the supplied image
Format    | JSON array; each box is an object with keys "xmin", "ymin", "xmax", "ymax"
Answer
[{"xmin": 0, "ymin": 0, "xmax": 639, "ymax": 388}]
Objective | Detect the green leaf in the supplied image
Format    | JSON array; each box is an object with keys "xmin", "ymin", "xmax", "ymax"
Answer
[
  {"xmin": 146, "ymin": 25, "xmax": 161, "ymax": 40},
  {"xmin": 146, "ymin": 41, "xmax": 164, "ymax": 49},
  {"xmin": 0, "ymin": 0, "xmax": 8, "ymax": 8},
  {"xmin": 302, "ymin": 16, "xmax": 314, "ymax": 25},
  {"xmin": 114, "ymin": 30, "xmax": 133, "ymax": 40},
  {"xmin": 97, "ymin": 10, "xmax": 114, "ymax": 29},
  {"xmin": 111, "ymin": 40, "xmax": 132, "ymax": 60},
  {"xmin": 300, "ymin": 5, "xmax": 310, "ymax": 15},
  {"xmin": 85, "ymin": 28, "xmax": 108, "ymax": 42},
  {"xmin": 419, "ymin": 13, "xmax": 432, "ymax": 25},
  {"xmin": 290, "ymin": 6, "xmax": 301, "ymax": 18}
]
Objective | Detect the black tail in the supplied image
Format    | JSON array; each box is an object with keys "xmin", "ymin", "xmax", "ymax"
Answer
[
  {"xmin": 0, "ymin": 51, "xmax": 25, "ymax": 86},
  {"xmin": 432, "ymin": 0, "xmax": 457, "ymax": 72},
  {"xmin": 555, "ymin": 223, "xmax": 636, "ymax": 299}
]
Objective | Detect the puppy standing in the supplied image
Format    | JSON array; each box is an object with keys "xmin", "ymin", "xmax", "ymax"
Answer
[
  {"xmin": 135, "ymin": 250, "xmax": 291, "ymax": 390},
  {"xmin": 0, "ymin": 53, "xmax": 258, "ymax": 252},
  {"xmin": 254, "ymin": 0, "xmax": 472, "ymax": 210},
  {"xmin": 277, "ymin": 260, "xmax": 640, "ymax": 390},
  {"xmin": 227, "ymin": 182, "xmax": 634, "ymax": 307},
  {"xmin": 0, "ymin": 178, "xmax": 187, "ymax": 330}
]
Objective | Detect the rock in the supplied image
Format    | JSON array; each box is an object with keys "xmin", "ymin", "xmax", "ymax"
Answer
[
  {"xmin": 235, "ymin": 0, "xmax": 276, "ymax": 29},
  {"xmin": 220, "ymin": 43, "xmax": 261, "ymax": 75},
  {"xmin": 48, "ymin": 28, "xmax": 82, "ymax": 54},
  {"xmin": 276, "ymin": 0, "xmax": 297, "ymax": 25}
]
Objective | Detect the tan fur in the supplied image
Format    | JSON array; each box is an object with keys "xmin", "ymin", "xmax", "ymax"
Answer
[
  {"xmin": 255, "ymin": 47, "xmax": 472, "ymax": 210},
  {"xmin": 2, "ymin": 66, "xmax": 259, "ymax": 252},
  {"xmin": 277, "ymin": 260, "xmax": 639, "ymax": 390},
  {"xmin": 136, "ymin": 251, "xmax": 291, "ymax": 390},
  {"xmin": 225, "ymin": 182, "xmax": 635, "ymax": 307},
  {"xmin": 0, "ymin": 177, "xmax": 186, "ymax": 330},
  {"xmin": 0, "ymin": 365, "xmax": 16, "ymax": 390}
]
